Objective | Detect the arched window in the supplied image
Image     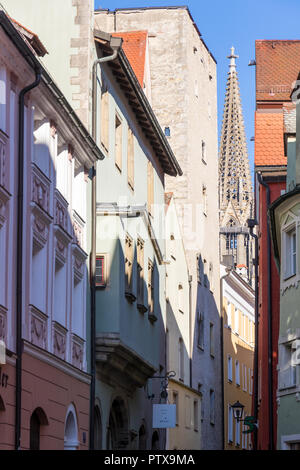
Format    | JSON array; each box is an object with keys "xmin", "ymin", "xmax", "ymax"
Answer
[
  {"xmin": 94, "ymin": 406, "xmax": 102, "ymax": 450},
  {"xmin": 107, "ymin": 397, "xmax": 129, "ymax": 450},
  {"xmin": 151, "ymin": 431, "xmax": 159, "ymax": 450},
  {"xmin": 30, "ymin": 407, "xmax": 48, "ymax": 450},
  {"xmin": 64, "ymin": 404, "xmax": 79, "ymax": 450},
  {"xmin": 138, "ymin": 424, "xmax": 147, "ymax": 450}
]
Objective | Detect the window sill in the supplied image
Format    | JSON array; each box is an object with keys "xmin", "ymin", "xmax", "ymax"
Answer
[
  {"xmin": 202, "ymin": 159, "xmax": 207, "ymax": 165},
  {"xmin": 148, "ymin": 312, "xmax": 158, "ymax": 323},
  {"xmin": 115, "ymin": 162, "xmax": 122, "ymax": 173},
  {"xmin": 197, "ymin": 345, "xmax": 204, "ymax": 352},
  {"xmin": 125, "ymin": 292, "xmax": 136, "ymax": 303},
  {"xmin": 284, "ymin": 273, "xmax": 296, "ymax": 281},
  {"xmin": 137, "ymin": 303, "xmax": 148, "ymax": 314},
  {"xmin": 96, "ymin": 283, "xmax": 107, "ymax": 289},
  {"xmin": 128, "ymin": 182, "xmax": 134, "ymax": 192}
]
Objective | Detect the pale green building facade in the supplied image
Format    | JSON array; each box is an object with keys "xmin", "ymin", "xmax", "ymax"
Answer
[{"xmin": 269, "ymin": 83, "xmax": 300, "ymax": 450}]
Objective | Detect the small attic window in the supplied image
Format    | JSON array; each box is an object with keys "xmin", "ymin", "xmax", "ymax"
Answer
[
  {"xmin": 209, "ymin": 73, "xmax": 213, "ymax": 81},
  {"xmin": 164, "ymin": 127, "xmax": 171, "ymax": 137},
  {"xmin": 193, "ymin": 46, "xmax": 198, "ymax": 54}
]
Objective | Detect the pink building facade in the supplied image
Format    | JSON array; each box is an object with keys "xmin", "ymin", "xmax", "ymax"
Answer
[{"xmin": 0, "ymin": 12, "xmax": 102, "ymax": 449}]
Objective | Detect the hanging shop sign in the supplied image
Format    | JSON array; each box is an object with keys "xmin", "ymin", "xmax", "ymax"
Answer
[{"xmin": 152, "ymin": 404, "xmax": 176, "ymax": 429}]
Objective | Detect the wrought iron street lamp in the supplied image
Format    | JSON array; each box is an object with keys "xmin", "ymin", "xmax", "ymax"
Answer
[{"xmin": 232, "ymin": 401, "xmax": 245, "ymax": 422}]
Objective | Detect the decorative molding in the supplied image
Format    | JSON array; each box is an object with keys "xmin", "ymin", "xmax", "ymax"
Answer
[
  {"xmin": 54, "ymin": 225, "xmax": 72, "ymax": 268},
  {"xmin": 0, "ymin": 305, "xmax": 7, "ymax": 344},
  {"xmin": 29, "ymin": 304, "xmax": 48, "ymax": 350},
  {"xmin": 23, "ymin": 340, "xmax": 91, "ymax": 385},
  {"xmin": 95, "ymin": 333, "xmax": 157, "ymax": 392},
  {"xmin": 31, "ymin": 203, "xmax": 52, "ymax": 251},
  {"xmin": 54, "ymin": 189, "xmax": 70, "ymax": 234},
  {"xmin": 31, "ymin": 163, "xmax": 51, "ymax": 215},
  {"xmin": 71, "ymin": 333, "xmax": 84, "ymax": 370},
  {"xmin": 72, "ymin": 210, "xmax": 85, "ymax": 249},
  {"xmin": 0, "ymin": 185, "xmax": 10, "ymax": 229},
  {"xmin": 72, "ymin": 243, "xmax": 87, "ymax": 284},
  {"xmin": 0, "ymin": 130, "xmax": 8, "ymax": 191},
  {"xmin": 52, "ymin": 321, "xmax": 68, "ymax": 361}
]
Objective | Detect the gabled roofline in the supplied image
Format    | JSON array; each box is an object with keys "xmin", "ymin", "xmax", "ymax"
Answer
[
  {"xmin": 94, "ymin": 29, "xmax": 182, "ymax": 177},
  {"xmin": 94, "ymin": 6, "xmax": 217, "ymax": 64}
]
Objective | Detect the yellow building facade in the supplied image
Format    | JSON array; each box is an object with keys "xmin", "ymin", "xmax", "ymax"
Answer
[{"xmin": 221, "ymin": 266, "xmax": 255, "ymax": 450}]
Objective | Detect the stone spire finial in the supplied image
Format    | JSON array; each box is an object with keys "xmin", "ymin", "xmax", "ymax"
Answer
[
  {"xmin": 219, "ymin": 48, "xmax": 254, "ymax": 284},
  {"xmin": 227, "ymin": 46, "xmax": 239, "ymax": 72}
]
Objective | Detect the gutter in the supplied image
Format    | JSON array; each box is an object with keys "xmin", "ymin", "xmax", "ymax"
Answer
[
  {"xmin": 257, "ymin": 172, "xmax": 274, "ymax": 451},
  {"xmin": 89, "ymin": 38, "xmax": 122, "ymax": 450},
  {"xmin": 15, "ymin": 68, "xmax": 42, "ymax": 450}
]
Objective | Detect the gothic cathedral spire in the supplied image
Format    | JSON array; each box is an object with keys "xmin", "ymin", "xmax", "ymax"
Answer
[{"xmin": 219, "ymin": 47, "xmax": 253, "ymax": 284}]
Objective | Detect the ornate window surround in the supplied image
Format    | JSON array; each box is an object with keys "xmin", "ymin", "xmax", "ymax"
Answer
[{"xmin": 281, "ymin": 212, "xmax": 300, "ymax": 293}]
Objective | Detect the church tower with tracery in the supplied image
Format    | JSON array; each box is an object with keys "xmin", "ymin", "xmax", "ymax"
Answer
[{"xmin": 219, "ymin": 47, "xmax": 254, "ymax": 284}]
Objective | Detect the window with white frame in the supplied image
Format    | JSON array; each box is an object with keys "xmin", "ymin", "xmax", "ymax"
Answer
[
  {"xmin": 227, "ymin": 302, "xmax": 232, "ymax": 328},
  {"xmin": 209, "ymin": 389, "xmax": 215, "ymax": 425},
  {"xmin": 235, "ymin": 417, "xmax": 240, "ymax": 446},
  {"xmin": 279, "ymin": 341, "xmax": 298, "ymax": 389},
  {"xmin": 235, "ymin": 360, "xmax": 240, "ymax": 386},
  {"xmin": 201, "ymin": 140, "xmax": 206, "ymax": 163},
  {"xmin": 197, "ymin": 311, "xmax": 204, "ymax": 350},
  {"xmin": 234, "ymin": 308, "xmax": 239, "ymax": 335},
  {"xmin": 173, "ymin": 391, "xmax": 179, "ymax": 426},
  {"xmin": 284, "ymin": 226, "xmax": 297, "ymax": 279},
  {"xmin": 249, "ymin": 368, "xmax": 253, "ymax": 395},
  {"xmin": 179, "ymin": 338, "xmax": 184, "ymax": 381},
  {"xmin": 228, "ymin": 355, "xmax": 233, "ymax": 382},
  {"xmin": 228, "ymin": 406, "xmax": 233, "ymax": 443},
  {"xmin": 0, "ymin": 67, "xmax": 7, "ymax": 133},
  {"xmin": 243, "ymin": 364, "xmax": 247, "ymax": 391}
]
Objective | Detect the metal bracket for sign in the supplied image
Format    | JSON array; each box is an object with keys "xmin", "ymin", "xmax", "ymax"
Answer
[{"xmin": 147, "ymin": 371, "xmax": 176, "ymax": 401}]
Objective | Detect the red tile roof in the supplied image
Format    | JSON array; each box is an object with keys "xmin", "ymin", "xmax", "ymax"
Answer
[
  {"xmin": 10, "ymin": 16, "xmax": 48, "ymax": 56},
  {"xmin": 256, "ymin": 40, "xmax": 300, "ymax": 101},
  {"xmin": 112, "ymin": 31, "xmax": 147, "ymax": 87},
  {"xmin": 255, "ymin": 112, "xmax": 286, "ymax": 166}
]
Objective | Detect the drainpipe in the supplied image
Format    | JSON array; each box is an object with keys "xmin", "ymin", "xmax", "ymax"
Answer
[
  {"xmin": 89, "ymin": 37, "xmax": 122, "ymax": 450},
  {"xmin": 247, "ymin": 218, "xmax": 259, "ymax": 451},
  {"xmin": 188, "ymin": 274, "xmax": 193, "ymax": 389},
  {"xmin": 257, "ymin": 172, "xmax": 273, "ymax": 450},
  {"xmin": 220, "ymin": 267, "xmax": 231, "ymax": 451},
  {"xmin": 15, "ymin": 68, "xmax": 41, "ymax": 450}
]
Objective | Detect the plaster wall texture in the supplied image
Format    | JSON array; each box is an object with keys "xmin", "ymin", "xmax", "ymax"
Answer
[
  {"xmin": 221, "ymin": 266, "xmax": 254, "ymax": 450},
  {"xmin": 274, "ymin": 198, "xmax": 300, "ymax": 448},
  {"xmin": 1, "ymin": 0, "xmax": 94, "ymax": 128},
  {"xmin": 94, "ymin": 7, "xmax": 221, "ymax": 449}
]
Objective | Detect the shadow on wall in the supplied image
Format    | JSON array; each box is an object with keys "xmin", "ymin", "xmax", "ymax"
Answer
[
  {"xmin": 9, "ymin": 121, "xmax": 90, "ymax": 450},
  {"xmin": 191, "ymin": 254, "xmax": 223, "ymax": 450},
  {"xmin": 94, "ymin": 232, "xmax": 166, "ymax": 451}
]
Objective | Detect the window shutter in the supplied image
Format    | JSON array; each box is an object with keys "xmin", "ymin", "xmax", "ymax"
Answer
[
  {"xmin": 128, "ymin": 128, "xmax": 134, "ymax": 189},
  {"xmin": 101, "ymin": 89, "xmax": 109, "ymax": 151},
  {"xmin": 147, "ymin": 161, "xmax": 154, "ymax": 216}
]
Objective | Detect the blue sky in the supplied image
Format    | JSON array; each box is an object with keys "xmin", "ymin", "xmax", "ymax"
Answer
[{"xmin": 94, "ymin": 0, "xmax": 300, "ymax": 176}]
